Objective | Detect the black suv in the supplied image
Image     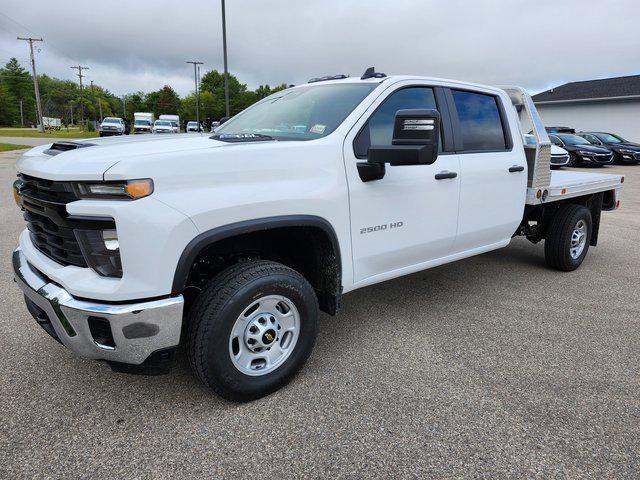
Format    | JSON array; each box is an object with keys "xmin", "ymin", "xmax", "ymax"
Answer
[
  {"xmin": 548, "ymin": 133, "xmax": 614, "ymax": 167},
  {"xmin": 576, "ymin": 132, "xmax": 640, "ymax": 165}
]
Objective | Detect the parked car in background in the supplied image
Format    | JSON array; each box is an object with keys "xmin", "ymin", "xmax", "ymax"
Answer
[
  {"xmin": 524, "ymin": 134, "xmax": 569, "ymax": 168},
  {"xmin": 152, "ymin": 120, "xmax": 177, "ymax": 134},
  {"xmin": 186, "ymin": 121, "xmax": 204, "ymax": 132},
  {"xmin": 210, "ymin": 120, "xmax": 221, "ymax": 132},
  {"xmin": 546, "ymin": 126, "xmax": 575, "ymax": 134},
  {"xmin": 134, "ymin": 112, "xmax": 154, "ymax": 134},
  {"xmin": 549, "ymin": 133, "xmax": 614, "ymax": 167},
  {"xmin": 159, "ymin": 115, "xmax": 180, "ymax": 133},
  {"xmin": 576, "ymin": 132, "xmax": 640, "ymax": 165},
  {"xmin": 99, "ymin": 117, "xmax": 126, "ymax": 137}
]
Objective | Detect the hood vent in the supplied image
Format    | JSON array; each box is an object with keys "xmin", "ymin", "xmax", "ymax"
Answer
[{"xmin": 44, "ymin": 141, "xmax": 96, "ymax": 156}]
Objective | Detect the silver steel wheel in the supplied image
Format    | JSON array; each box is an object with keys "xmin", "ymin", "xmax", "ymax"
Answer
[
  {"xmin": 570, "ymin": 219, "xmax": 587, "ymax": 259},
  {"xmin": 229, "ymin": 295, "xmax": 300, "ymax": 376}
]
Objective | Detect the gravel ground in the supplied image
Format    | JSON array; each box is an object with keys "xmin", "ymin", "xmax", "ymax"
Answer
[{"xmin": 1, "ymin": 149, "xmax": 638, "ymax": 479}]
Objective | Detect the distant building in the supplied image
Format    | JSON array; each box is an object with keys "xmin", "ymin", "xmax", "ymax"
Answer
[{"xmin": 533, "ymin": 75, "xmax": 640, "ymax": 141}]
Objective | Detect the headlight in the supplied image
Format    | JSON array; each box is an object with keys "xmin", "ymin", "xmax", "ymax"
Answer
[
  {"xmin": 73, "ymin": 179, "xmax": 153, "ymax": 200},
  {"xmin": 75, "ymin": 229, "xmax": 122, "ymax": 277},
  {"xmin": 577, "ymin": 151, "xmax": 592, "ymax": 155},
  {"xmin": 617, "ymin": 149, "xmax": 636, "ymax": 154}
]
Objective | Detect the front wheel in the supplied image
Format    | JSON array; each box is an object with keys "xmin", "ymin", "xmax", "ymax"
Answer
[
  {"xmin": 544, "ymin": 204, "xmax": 592, "ymax": 271},
  {"xmin": 567, "ymin": 153, "xmax": 580, "ymax": 167},
  {"xmin": 187, "ymin": 260, "xmax": 319, "ymax": 402}
]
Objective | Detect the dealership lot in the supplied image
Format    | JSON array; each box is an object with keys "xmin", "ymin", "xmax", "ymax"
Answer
[{"xmin": 0, "ymin": 149, "xmax": 638, "ymax": 478}]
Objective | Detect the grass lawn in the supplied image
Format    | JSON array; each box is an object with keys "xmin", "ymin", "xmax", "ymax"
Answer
[
  {"xmin": 0, "ymin": 128, "xmax": 97, "ymax": 139},
  {"xmin": 0, "ymin": 143, "xmax": 32, "ymax": 152}
]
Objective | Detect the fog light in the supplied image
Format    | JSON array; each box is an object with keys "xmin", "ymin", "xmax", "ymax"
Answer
[{"xmin": 75, "ymin": 229, "xmax": 122, "ymax": 277}]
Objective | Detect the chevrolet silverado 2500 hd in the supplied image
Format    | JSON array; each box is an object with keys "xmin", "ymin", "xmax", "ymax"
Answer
[{"xmin": 12, "ymin": 69, "xmax": 624, "ymax": 401}]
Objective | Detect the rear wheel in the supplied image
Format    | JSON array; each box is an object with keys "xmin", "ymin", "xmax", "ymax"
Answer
[
  {"xmin": 544, "ymin": 204, "xmax": 592, "ymax": 271},
  {"xmin": 187, "ymin": 260, "xmax": 319, "ymax": 402}
]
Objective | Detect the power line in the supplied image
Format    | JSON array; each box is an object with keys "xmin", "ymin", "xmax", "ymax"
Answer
[{"xmin": 17, "ymin": 37, "xmax": 44, "ymax": 133}]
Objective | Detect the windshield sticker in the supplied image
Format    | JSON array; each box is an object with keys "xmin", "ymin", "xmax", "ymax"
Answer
[{"xmin": 310, "ymin": 124, "xmax": 326, "ymax": 135}]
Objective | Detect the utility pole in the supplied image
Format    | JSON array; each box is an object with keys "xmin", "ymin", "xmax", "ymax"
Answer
[
  {"xmin": 70, "ymin": 65, "xmax": 89, "ymax": 127},
  {"xmin": 186, "ymin": 61, "xmax": 203, "ymax": 131},
  {"xmin": 70, "ymin": 104, "xmax": 74, "ymax": 127},
  {"xmin": 19, "ymin": 99, "xmax": 24, "ymax": 127},
  {"xmin": 90, "ymin": 80, "xmax": 96, "ymax": 123},
  {"xmin": 221, "ymin": 0, "xmax": 230, "ymax": 117},
  {"xmin": 17, "ymin": 37, "xmax": 44, "ymax": 133}
]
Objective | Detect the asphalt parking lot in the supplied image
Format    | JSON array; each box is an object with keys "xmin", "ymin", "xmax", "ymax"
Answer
[{"xmin": 1, "ymin": 148, "xmax": 638, "ymax": 478}]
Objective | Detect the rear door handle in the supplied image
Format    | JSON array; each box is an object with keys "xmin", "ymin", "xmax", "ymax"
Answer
[
  {"xmin": 509, "ymin": 165, "xmax": 525, "ymax": 173},
  {"xmin": 435, "ymin": 171, "xmax": 458, "ymax": 180}
]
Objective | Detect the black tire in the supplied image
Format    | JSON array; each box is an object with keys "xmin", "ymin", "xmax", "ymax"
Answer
[
  {"xmin": 567, "ymin": 153, "xmax": 580, "ymax": 167},
  {"xmin": 187, "ymin": 260, "xmax": 319, "ymax": 402},
  {"xmin": 544, "ymin": 204, "xmax": 592, "ymax": 271}
]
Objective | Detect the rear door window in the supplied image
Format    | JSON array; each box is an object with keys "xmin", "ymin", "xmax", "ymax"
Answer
[{"xmin": 451, "ymin": 90, "xmax": 507, "ymax": 151}]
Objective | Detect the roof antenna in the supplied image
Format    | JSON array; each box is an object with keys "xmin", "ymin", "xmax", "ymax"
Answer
[{"xmin": 361, "ymin": 66, "xmax": 386, "ymax": 80}]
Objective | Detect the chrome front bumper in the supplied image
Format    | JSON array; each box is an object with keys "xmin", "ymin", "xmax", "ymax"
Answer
[{"xmin": 13, "ymin": 248, "xmax": 184, "ymax": 365}]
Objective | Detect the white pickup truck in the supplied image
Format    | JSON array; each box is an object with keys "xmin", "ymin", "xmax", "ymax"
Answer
[{"xmin": 12, "ymin": 69, "xmax": 624, "ymax": 401}]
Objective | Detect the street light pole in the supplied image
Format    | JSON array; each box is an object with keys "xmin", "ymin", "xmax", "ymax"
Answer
[
  {"xmin": 221, "ymin": 0, "xmax": 230, "ymax": 117},
  {"xmin": 186, "ymin": 61, "xmax": 203, "ymax": 131}
]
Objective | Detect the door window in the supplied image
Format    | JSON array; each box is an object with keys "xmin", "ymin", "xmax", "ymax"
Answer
[
  {"xmin": 549, "ymin": 135, "xmax": 563, "ymax": 147},
  {"xmin": 354, "ymin": 87, "xmax": 439, "ymax": 158},
  {"xmin": 582, "ymin": 134, "xmax": 601, "ymax": 144},
  {"xmin": 451, "ymin": 90, "xmax": 507, "ymax": 151}
]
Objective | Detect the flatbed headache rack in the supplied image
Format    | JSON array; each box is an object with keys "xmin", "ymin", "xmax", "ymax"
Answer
[{"xmin": 499, "ymin": 86, "xmax": 623, "ymax": 206}]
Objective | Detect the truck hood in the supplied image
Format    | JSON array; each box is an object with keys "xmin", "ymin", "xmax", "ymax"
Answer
[{"xmin": 15, "ymin": 134, "xmax": 221, "ymax": 181}]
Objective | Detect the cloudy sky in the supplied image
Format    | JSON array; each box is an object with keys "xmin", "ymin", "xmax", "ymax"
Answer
[{"xmin": 1, "ymin": 0, "xmax": 639, "ymax": 97}]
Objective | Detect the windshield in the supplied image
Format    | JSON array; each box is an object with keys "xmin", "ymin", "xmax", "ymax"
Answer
[
  {"xmin": 215, "ymin": 83, "xmax": 378, "ymax": 140},
  {"xmin": 187, "ymin": 122, "xmax": 198, "ymax": 126},
  {"xmin": 155, "ymin": 121, "xmax": 172, "ymax": 126},
  {"xmin": 135, "ymin": 119, "xmax": 150, "ymax": 126},
  {"xmin": 103, "ymin": 118, "xmax": 120, "ymax": 124},
  {"xmin": 558, "ymin": 134, "xmax": 591, "ymax": 146},
  {"xmin": 597, "ymin": 133, "xmax": 625, "ymax": 143}
]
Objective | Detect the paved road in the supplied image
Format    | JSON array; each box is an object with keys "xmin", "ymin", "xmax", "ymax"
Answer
[
  {"xmin": 0, "ymin": 137, "xmax": 55, "ymax": 147},
  {"xmin": 1, "ymin": 150, "xmax": 638, "ymax": 478}
]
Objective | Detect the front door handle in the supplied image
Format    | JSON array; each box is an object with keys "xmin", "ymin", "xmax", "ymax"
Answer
[
  {"xmin": 509, "ymin": 165, "xmax": 525, "ymax": 173},
  {"xmin": 435, "ymin": 171, "xmax": 458, "ymax": 180}
]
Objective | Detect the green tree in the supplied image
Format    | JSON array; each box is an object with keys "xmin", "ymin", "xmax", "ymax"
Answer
[
  {"xmin": 255, "ymin": 83, "xmax": 287, "ymax": 100},
  {"xmin": 150, "ymin": 85, "xmax": 181, "ymax": 116},
  {"xmin": 200, "ymin": 70, "xmax": 258, "ymax": 116},
  {"xmin": 0, "ymin": 58, "xmax": 34, "ymax": 125},
  {"xmin": 0, "ymin": 83, "xmax": 19, "ymax": 126}
]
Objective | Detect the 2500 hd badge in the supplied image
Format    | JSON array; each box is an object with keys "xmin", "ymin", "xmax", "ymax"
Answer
[{"xmin": 360, "ymin": 221, "xmax": 404, "ymax": 234}]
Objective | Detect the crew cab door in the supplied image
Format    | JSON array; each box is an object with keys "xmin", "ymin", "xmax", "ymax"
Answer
[
  {"xmin": 343, "ymin": 82, "xmax": 461, "ymax": 286},
  {"xmin": 446, "ymin": 88, "xmax": 526, "ymax": 253}
]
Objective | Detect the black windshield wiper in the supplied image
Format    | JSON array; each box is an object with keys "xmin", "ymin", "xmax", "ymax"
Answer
[{"xmin": 210, "ymin": 133, "xmax": 275, "ymax": 143}]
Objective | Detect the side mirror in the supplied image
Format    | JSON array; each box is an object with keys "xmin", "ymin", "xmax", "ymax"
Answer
[
  {"xmin": 358, "ymin": 109, "xmax": 440, "ymax": 182},
  {"xmin": 219, "ymin": 116, "xmax": 230, "ymax": 125}
]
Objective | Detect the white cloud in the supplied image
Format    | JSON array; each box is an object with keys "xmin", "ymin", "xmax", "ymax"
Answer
[{"xmin": 1, "ymin": 0, "xmax": 639, "ymax": 96}]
